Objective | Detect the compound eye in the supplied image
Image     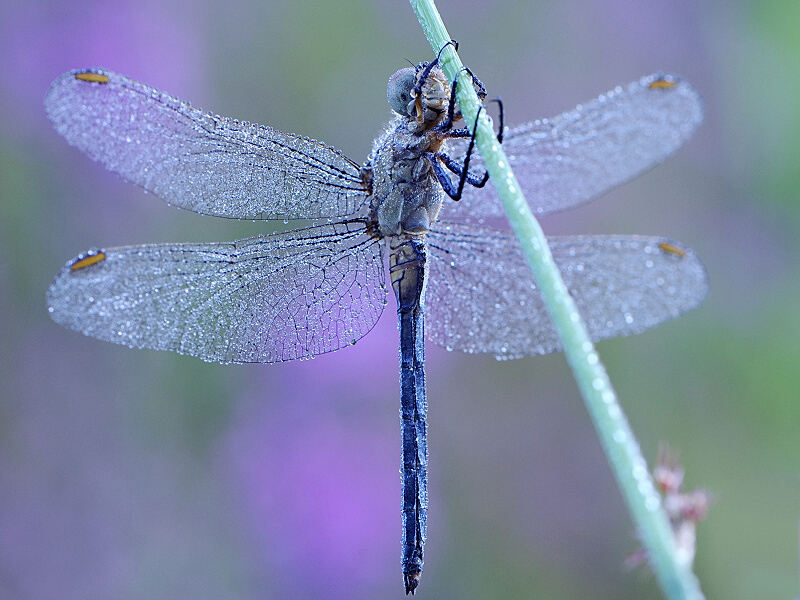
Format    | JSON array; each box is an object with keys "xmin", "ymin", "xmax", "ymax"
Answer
[{"xmin": 387, "ymin": 67, "xmax": 417, "ymax": 115}]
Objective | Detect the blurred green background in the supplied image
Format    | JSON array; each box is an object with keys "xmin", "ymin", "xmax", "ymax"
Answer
[{"xmin": 1, "ymin": 1, "xmax": 798, "ymax": 598}]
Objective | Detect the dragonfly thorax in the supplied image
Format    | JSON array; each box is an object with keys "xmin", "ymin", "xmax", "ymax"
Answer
[{"xmin": 369, "ymin": 120, "xmax": 446, "ymax": 237}]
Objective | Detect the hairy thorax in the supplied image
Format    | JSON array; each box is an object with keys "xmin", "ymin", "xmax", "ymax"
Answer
[{"xmin": 368, "ymin": 117, "xmax": 448, "ymax": 237}]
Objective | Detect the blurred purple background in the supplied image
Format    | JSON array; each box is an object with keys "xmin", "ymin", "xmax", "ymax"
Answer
[{"xmin": 1, "ymin": 1, "xmax": 799, "ymax": 598}]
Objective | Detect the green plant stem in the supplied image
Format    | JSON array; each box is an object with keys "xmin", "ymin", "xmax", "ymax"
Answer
[{"xmin": 409, "ymin": 1, "xmax": 705, "ymax": 598}]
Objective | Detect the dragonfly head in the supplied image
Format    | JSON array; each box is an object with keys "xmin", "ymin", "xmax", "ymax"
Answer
[
  {"xmin": 387, "ymin": 63, "xmax": 451, "ymax": 132},
  {"xmin": 387, "ymin": 67, "xmax": 417, "ymax": 116}
]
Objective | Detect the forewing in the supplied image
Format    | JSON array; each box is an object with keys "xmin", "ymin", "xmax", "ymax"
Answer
[
  {"xmin": 45, "ymin": 69, "xmax": 368, "ymax": 220},
  {"xmin": 425, "ymin": 223, "xmax": 708, "ymax": 358},
  {"xmin": 440, "ymin": 73, "xmax": 703, "ymax": 222},
  {"xmin": 48, "ymin": 223, "xmax": 386, "ymax": 363}
]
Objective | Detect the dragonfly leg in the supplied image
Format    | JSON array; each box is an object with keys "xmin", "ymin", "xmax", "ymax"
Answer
[
  {"xmin": 442, "ymin": 95, "xmax": 503, "ymax": 141},
  {"xmin": 489, "ymin": 96, "xmax": 504, "ymax": 143},
  {"xmin": 433, "ymin": 87, "xmax": 504, "ymax": 200},
  {"xmin": 428, "ymin": 106, "xmax": 488, "ymax": 200},
  {"xmin": 435, "ymin": 66, "xmax": 489, "ymax": 135},
  {"xmin": 436, "ymin": 71, "xmax": 461, "ymax": 132},
  {"xmin": 462, "ymin": 66, "xmax": 488, "ymax": 101},
  {"xmin": 438, "ymin": 151, "xmax": 490, "ymax": 187},
  {"xmin": 411, "ymin": 40, "xmax": 459, "ymax": 103}
]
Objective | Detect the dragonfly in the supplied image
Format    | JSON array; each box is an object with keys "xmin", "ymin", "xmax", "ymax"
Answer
[{"xmin": 45, "ymin": 55, "xmax": 706, "ymax": 593}]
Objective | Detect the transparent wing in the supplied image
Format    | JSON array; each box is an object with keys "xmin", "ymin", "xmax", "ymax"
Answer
[
  {"xmin": 45, "ymin": 69, "xmax": 368, "ymax": 220},
  {"xmin": 425, "ymin": 223, "xmax": 708, "ymax": 359},
  {"xmin": 440, "ymin": 73, "xmax": 703, "ymax": 222},
  {"xmin": 48, "ymin": 222, "xmax": 386, "ymax": 364}
]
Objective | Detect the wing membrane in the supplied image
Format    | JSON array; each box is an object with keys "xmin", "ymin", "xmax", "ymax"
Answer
[
  {"xmin": 440, "ymin": 73, "xmax": 703, "ymax": 222},
  {"xmin": 48, "ymin": 222, "xmax": 386, "ymax": 363},
  {"xmin": 426, "ymin": 223, "xmax": 708, "ymax": 358},
  {"xmin": 45, "ymin": 69, "xmax": 368, "ymax": 220}
]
